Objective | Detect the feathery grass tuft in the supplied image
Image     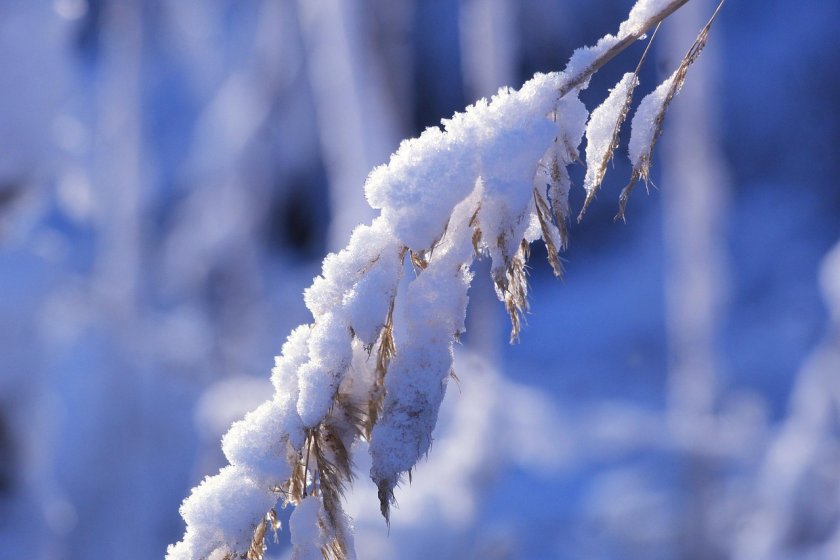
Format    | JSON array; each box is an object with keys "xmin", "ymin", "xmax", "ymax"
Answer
[
  {"xmin": 494, "ymin": 239, "xmax": 531, "ymax": 343},
  {"xmin": 534, "ymin": 187, "xmax": 565, "ymax": 277}
]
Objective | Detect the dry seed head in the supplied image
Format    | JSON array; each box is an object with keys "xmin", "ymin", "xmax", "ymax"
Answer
[
  {"xmin": 409, "ymin": 250, "xmax": 428, "ymax": 273},
  {"xmin": 288, "ymin": 448, "xmax": 308, "ymax": 505},
  {"xmin": 312, "ymin": 422, "xmax": 353, "ymax": 560},
  {"xmin": 533, "ymin": 188, "xmax": 565, "ymax": 278},
  {"xmin": 617, "ymin": 1, "xmax": 724, "ymax": 220},
  {"xmin": 246, "ymin": 516, "xmax": 268, "ymax": 560},
  {"xmin": 578, "ymin": 24, "xmax": 658, "ymax": 222},
  {"xmin": 494, "ymin": 239, "xmax": 531, "ymax": 343},
  {"xmin": 547, "ymin": 154, "xmax": 571, "ymax": 249},
  {"xmin": 246, "ymin": 507, "xmax": 283, "ymax": 560},
  {"xmin": 471, "ymin": 227, "xmax": 483, "ymax": 256}
]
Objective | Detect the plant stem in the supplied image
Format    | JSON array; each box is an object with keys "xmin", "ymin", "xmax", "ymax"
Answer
[{"xmin": 558, "ymin": 0, "xmax": 691, "ymax": 98}]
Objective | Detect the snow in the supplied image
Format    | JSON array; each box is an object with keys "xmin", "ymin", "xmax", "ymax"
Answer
[
  {"xmin": 303, "ymin": 218, "xmax": 398, "ymax": 318},
  {"xmin": 364, "ymin": 124, "xmax": 478, "ymax": 251},
  {"xmin": 296, "ymin": 312, "xmax": 353, "ymax": 427},
  {"xmin": 221, "ymin": 397, "xmax": 298, "ymax": 487},
  {"xmin": 294, "ymin": 219, "xmax": 407, "ymax": 427},
  {"xmin": 565, "ymin": 35, "xmax": 622, "ymax": 83},
  {"xmin": 365, "ymin": 72, "xmax": 563, "ymax": 251},
  {"xmin": 167, "ymin": 466, "xmax": 276, "ymax": 560},
  {"xmin": 628, "ymin": 71, "xmax": 677, "ymax": 168},
  {"xmin": 370, "ymin": 189, "xmax": 480, "ymax": 492},
  {"xmin": 289, "ymin": 496, "xmax": 326, "ymax": 560},
  {"xmin": 584, "ymin": 72, "xmax": 637, "ymax": 195},
  {"xmin": 556, "ymin": 85, "xmax": 591, "ymax": 150},
  {"xmin": 619, "ymin": 0, "xmax": 677, "ymax": 38},
  {"xmin": 342, "ymin": 240, "xmax": 404, "ymax": 346},
  {"xmin": 271, "ymin": 325, "xmax": 310, "ymax": 398}
]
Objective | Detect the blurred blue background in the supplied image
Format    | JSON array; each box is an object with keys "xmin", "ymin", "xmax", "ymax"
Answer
[{"xmin": 0, "ymin": 0, "xmax": 838, "ymax": 558}]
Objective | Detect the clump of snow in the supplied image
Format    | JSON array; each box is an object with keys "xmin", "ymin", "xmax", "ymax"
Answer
[
  {"xmin": 364, "ymin": 125, "xmax": 478, "ymax": 251},
  {"xmin": 303, "ymin": 218, "xmax": 397, "ymax": 318},
  {"xmin": 296, "ymin": 312, "xmax": 353, "ymax": 427},
  {"xmin": 271, "ymin": 325, "xmax": 310, "ymax": 398},
  {"xmin": 221, "ymin": 398, "xmax": 299, "ymax": 487},
  {"xmin": 287, "ymin": 218, "xmax": 406, "ymax": 429},
  {"xmin": 167, "ymin": 466, "xmax": 276, "ymax": 560},
  {"xmin": 584, "ymin": 72, "xmax": 637, "ymax": 194},
  {"xmin": 370, "ymin": 187, "xmax": 480, "ymax": 494},
  {"xmin": 365, "ymin": 72, "xmax": 563, "ymax": 252},
  {"xmin": 628, "ymin": 71, "xmax": 676, "ymax": 168},
  {"xmin": 342, "ymin": 241, "xmax": 403, "ymax": 346},
  {"xmin": 566, "ymin": 35, "xmax": 621, "ymax": 84},
  {"xmin": 557, "ymin": 90, "xmax": 591, "ymax": 151},
  {"xmin": 290, "ymin": 496, "xmax": 327, "ymax": 560},
  {"xmin": 619, "ymin": 0, "xmax": 676, "ymax": 38}
]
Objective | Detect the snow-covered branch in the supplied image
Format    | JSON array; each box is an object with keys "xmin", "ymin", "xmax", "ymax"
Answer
[{"xmin": 167, "ymin": 1, "xmax": 725, "ymax": 558}]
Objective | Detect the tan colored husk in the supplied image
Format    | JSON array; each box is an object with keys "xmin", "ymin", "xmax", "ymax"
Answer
[
  {"xmin": 533, "ymin": 188, "xmax": 565, "ymax": 278},
  {"xmin": 409, "ymin": 250, "xmax": 428, "ymax": 273},
  {"xmin": 376, "ymin": 479, "xmax": 397, "ymax": 528},
  {"xmin": 244, "ymin": 508, "xmax": 282, "ymax": 560},
  {"xmin": 546, "ymin": 153, "xmax": 570, "ymax": 249},
  {"xmin": 493, "ymin": 238, "xmax": 531, "ymax": 343},
  {"xmin": 313, "ymin": 421, "xmax": 354, "ymax": 560},
  {"xmin": 246, "ymin": 517, "xmax": 267, "ymax": 560},
  {"xmin": 287, "ymin": 414, "xmax": 359, "ymax": 559}
]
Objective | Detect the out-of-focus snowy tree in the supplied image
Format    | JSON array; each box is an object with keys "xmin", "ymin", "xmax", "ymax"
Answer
[
  {"xmin": 734, "ymin": 241, "xmax": 840, "ymax": 559},
  {"xmin": 296, "ymin": 0, "xmax": 404, "ymax": 249}
]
